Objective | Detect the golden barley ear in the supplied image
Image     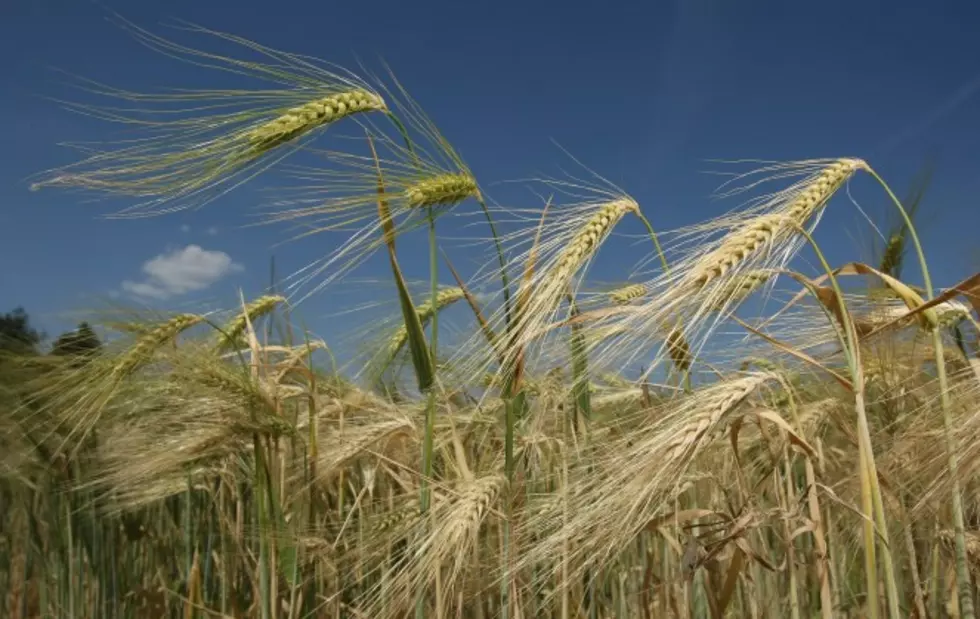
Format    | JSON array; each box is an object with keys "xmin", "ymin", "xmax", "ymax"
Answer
[
  {"xmin": 215, "ymin": 295, "xmax": 286, "ymax": 351},
  {"xmin": 609, "ymin": 283, "xmax": 647, "ymax": 305},
  {"xmin": 113, "ymin": 313, "xmax": 202, "ymax": 378},
  {"xmin": 691, "ymin": 159, "xmax": 862, "ymax": 290}
]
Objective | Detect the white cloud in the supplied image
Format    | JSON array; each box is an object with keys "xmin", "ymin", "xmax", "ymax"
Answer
[
  {"xmin": 207, "ymin": 226, "xmax": 219, "ymax": 236},
  {"xmin": 180, "ymin": 224, "xmax": 191, "ymax": 233},
  {"xmin": 121, "ymin": 245, "xmax": 243, "ymax": 300}
]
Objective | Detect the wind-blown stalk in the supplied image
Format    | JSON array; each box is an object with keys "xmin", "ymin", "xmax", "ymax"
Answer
[
  {"xmin": 793, "ymin": 223, "xmax": 900, "ymax": 619},
  {"xmin": 865, "ymin": 165, "xmax": 976, "ymax": 619}
]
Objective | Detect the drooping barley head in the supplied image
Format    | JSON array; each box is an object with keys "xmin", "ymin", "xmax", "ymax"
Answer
[
  {"xmin": 216, "ymin": 295, "xmax": 286, "ymax": 350},
  {"xmin": 247, "ymin": 91, "xmax": 386, "ymax": 153},
  {"xmin": 710, "ymin": 271, "xmax": 771, "ymax": 311},
  {"xmin": 691, "ymin": 158, "xmax": 861, "ymax": 290},
  {"xmin": 404, "ymin": 173, "xmax": 480, "ymax": 209},
  {"xmin": 609, "ymin": 283, "xmax": 647, "ymax": 305},
  {"xmin": 30, "ymin": 21, "xmax": 388, "ymax": 214},
  {"xmin": 113, "ymin": 313, "xmax": 202, "ymax": 378}
]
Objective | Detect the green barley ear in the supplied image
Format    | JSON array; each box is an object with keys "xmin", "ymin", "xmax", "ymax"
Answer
[
  {"xmin": 404, "ymin": 173, "xmax": 480, "ymax": 209},
  {"xmin": 878, "ymin": 157, "xmax": 933, "ymax": 278},
  {"xmin": 215, "ymin": 295, "xmax": 286, "ymax": 351},
  {"xmin": 30, "ymin": 20, "xmax": 387, "ymax": 214},
  {"xmin": 247, "ymin": 91, "xmax": 386, "ymax": 154},
  {"xmin": 371, "ymin": 287, "xmax": 466, "ymax": 382}
]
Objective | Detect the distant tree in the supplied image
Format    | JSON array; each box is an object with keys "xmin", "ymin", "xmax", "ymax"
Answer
[
  {"xmin": 51, "ymin": 322, "xmax": 102, "ymax": 359},
  {"xmin": 0, "ymin": 307, "xmax": 42, "ymax": 354}
]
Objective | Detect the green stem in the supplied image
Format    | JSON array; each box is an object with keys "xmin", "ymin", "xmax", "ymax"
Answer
[
  {"xmin": 866, "ymin": 165, "xmax": 975, "ymax": 619},
  {"xmin": 794, "ymin": 223, "xmax": 900, "ymax": 619},
  {"xmin": 635, "ymin": 212, "xmax": 692, "ymax": 392},
  {"xmin": 421, "ymin": 207, "xmax": 439, "ymax": 517},
  {"xmin": 387, "ymin": 110, "xmax": 444, "ymax": 619},
  {"xmin": 477, "ymin": 195, "xmax": 513, "ymax": 334}
]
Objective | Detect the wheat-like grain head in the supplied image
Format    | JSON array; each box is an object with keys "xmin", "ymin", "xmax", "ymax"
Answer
[
  {"xmin": 113, "ymin": 313, "xmax": 203, "ymax": 378},
  {"xmin": 550, "ymin": 198, "xmax": 639, "ymax": 283},
  {"xmin": 30, "ymin": 20, "xmax": 387, "ymax": 215},
  {"xmin": 709, "ymin": 271, "xmax": 771, "ymax": 311},
  {"xmin": 458, "ymin": 197, "xmax": 640, "ymax": 395},
  {"xmin": 874, "ymin": 299, "xmax": 973, "ymax": 331},
  {"xmin": 272, "ymin": 123, "xmax": 480, "ymax": 301},
  {"xmin": 306, "ymin": 416, "xmax": 416, "ymax": 488},
  {"xmin": 365, "ymin": 474, "xmax": 502, "ymax": 618},
  {"xmin": 216, "ymin": 295, "xmax": 286, "ymax": 350},
  {"xmin": 247, "ymin": 91, "xmax": 386, "ymax": 153},
  {"xmin": 404, "ymin": 173, "xmax": 480, "ymax": 208},
  {"xmin": 587, "ymin": 159, "xmax": 861, "ymax": 379},
  {"xmin": 609, "ymin": 283, "xmax": 647, "ymax": 305},
  {"xmin": 688, "ymin": 215, "xmax": 792, "ymax": 291},
  {"xmin": 517, "ymin": 372, "xmax": 775, "ymax": 585}
]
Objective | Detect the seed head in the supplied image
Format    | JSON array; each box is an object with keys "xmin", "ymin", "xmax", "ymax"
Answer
[
  {"xmin": 404, "ymin": 173, "xmax": 479, "ymax": 209},
  {"xmin": 609, "ymin": 283, "xmax": 647, "ymax": 306},
  {"xmin": 113, "ymin": 313, "xmax": 202, "ymax": 378},
  {"xmin": 710, "ymin": 271, "xmax": 771, "ymax": 311},
  {"xmin": 690, "ymin": 214, "xmax": 786, "ymax": 288},
  {"xmin": 247, "ymin": 90, "xmax": 386, "ymax": 153},
  {"xmin": 553, "ymin": 199, "xmax": 639, "ymax": 281},
  {"xmin": 218, "ymin": 295, "xmax": 286, "ymax": 350},
  {"xmin": 783, "ymin": 158, "xmax": 864, "ymax": 223},
  {"xmin": 379, "ymin": 287, "xmax": 466, "ymax": 369},
  {"xmin": 665, "ymin": 325, "xmax": 692, "ymax": 373},
  {"xmin": 691, "ymin": 159, "xmax": 860, "ymax": 290}
]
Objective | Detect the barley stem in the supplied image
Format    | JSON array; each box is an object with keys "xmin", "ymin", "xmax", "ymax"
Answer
[
  {"xmin": 866, "ymin": 165, "xmax": 976, "ymax": 619},
  {"xmin": 793, "ymin": 223, "xmax": 899, "ymax": 619}
]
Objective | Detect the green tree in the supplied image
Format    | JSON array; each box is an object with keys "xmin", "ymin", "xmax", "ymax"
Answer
[
  {"xmin": 51, "ymin": 322, "xmax": 101, "ymax": 359},
  {"xmin": 0, "ymin": 307, "xmax": 42, "ymax": 354}
]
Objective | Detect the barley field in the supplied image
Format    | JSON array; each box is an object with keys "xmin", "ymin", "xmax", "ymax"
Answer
[{"xmin": 3, "ymin": 14, "xmax": 980, "ymax": 619}]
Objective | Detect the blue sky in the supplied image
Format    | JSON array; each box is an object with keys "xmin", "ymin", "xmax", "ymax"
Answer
[{"xmin": 2, "ymin": 0, "xmax": 979, "ymax": 349}]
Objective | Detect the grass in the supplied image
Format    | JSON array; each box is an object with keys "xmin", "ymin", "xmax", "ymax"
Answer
[{"xmin": 4, "ymin": 17, "xmax": 980, "ymax": 619}]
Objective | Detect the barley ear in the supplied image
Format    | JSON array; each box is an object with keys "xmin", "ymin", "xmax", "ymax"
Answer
[
  {"xmin": 609, "ymin": 283, "xmax": 647, "ymax": 306},
  {"xmin": 113, "ymin": 313, "xmax": 202, "ymax": 378},
  {"xmin": 247, "ymin": 90, "xmax": 387, "ymax": 153},
  {"xmin": 216, "ymin": 295, "xmax": 286, "ymax": 351},
  {"xmin": 404, "ymin": 173, "xmax": 479, "ymax": 209}
]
